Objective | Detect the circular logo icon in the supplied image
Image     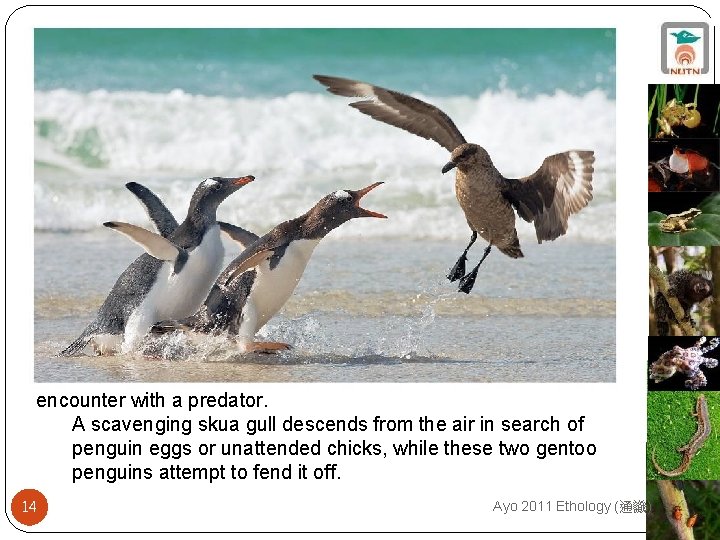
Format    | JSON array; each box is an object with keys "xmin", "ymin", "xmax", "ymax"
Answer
[{"xmin": 675, "ymin": 44, "xmax": 696, "ymax": 65}]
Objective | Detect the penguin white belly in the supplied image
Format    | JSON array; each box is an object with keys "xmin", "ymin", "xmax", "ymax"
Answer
[
  {"xmin": 122, "ymin": 225, "xmax": 225, "ymax": 351},
  {"xmin": 240, "ymin": 239, "xmax": 321, "ymax": 338},
  {"xmin": 156, "ymin": 225, "xmax": 225, "ymax": 319}
]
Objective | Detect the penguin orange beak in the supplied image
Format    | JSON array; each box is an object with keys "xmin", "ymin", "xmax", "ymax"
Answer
[
  {"xmin": 352, "ymin": 181, "xmax": 387, "ymax": 219},
  {"xmin": 232, "ymin": 175, "xmax": 255, "ymax": 186},
  {"xmin": 442, "ymin": 161, "xmax": 457, "ymax": 174}
]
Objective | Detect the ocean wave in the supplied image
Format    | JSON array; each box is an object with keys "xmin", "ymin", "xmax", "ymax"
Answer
[{"xmin": 35, "ymin": 88, "xmax": 615, "ymax": 241}]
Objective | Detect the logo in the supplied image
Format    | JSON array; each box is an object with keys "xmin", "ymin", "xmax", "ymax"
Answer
[{"xmin": 662, "ymin": 22, "xmax": 709, "ymax": 74}]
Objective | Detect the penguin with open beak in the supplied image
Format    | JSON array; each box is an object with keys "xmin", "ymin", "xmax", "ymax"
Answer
[{"xmin": 151, "ymin": 182, "xmax": 386, "ymax": 353}]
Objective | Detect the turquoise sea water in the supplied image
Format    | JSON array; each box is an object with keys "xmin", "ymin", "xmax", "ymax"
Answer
[
  {"xmin": 34, "ymin": 28, "xmax": 616, "ymax": 382},
  {"xmin": 35, "ymin": 28, "xmax": 615, "ymax": 97}
]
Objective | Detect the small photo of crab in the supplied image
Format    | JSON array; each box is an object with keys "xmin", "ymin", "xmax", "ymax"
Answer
[{"xmin": 649, "ymin": 336, "xmax": 720, "ymax": 391}]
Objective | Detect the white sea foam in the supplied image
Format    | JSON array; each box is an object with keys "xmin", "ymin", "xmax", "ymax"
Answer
[{"xmin": 35, "ymin": 88, "xmax": 615, "ymax": 242}]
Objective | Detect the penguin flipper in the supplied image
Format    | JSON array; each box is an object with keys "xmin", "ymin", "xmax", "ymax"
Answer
[
  {"xmin": 125, "ymin": 182, "xmax": 178, "ymax": 237},
  {"xmin": 225, "ymin": 248, "xmax": 275, "ymax": 285},
  {"xmin": 218, "ymin": 221, "xmax": 260, "ymax": 250},
  {"xmin": 104, "ymin": 221, "xmax": 185, "ymax": 262},
  {"xmin": 59, "ymin": 322, "xmax": 99, "ymax": 356},
  {"xmin": 59, "ymin": 336, "xmax": 91, "ymax": 356}
]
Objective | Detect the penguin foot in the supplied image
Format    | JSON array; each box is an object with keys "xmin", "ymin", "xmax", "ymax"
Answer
[
  {"xmin": 447, "ymin": 254, "xmax": 467, "ymax": 282},
  {"xmin": 246, "ymin": 341, "xmax": 292, "ymax": 354}
]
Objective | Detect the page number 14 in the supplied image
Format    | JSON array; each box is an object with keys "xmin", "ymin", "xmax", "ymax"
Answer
[{"xmin": 11, "ymin": 489, "xmax": 48, "ymax": 526}]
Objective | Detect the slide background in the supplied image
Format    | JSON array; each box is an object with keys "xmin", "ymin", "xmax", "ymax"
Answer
[{"xmin": 4, "ymin": 1, "xmax": 714, "ymax": 537}]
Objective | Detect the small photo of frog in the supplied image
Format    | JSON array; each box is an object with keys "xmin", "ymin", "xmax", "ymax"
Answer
[
  {"xmin": 649, "ymin": 84, "xmax": 720, "ymax": 140},
  {"xmin": 656, "ymin": 98, "xmax": 701, "ymax": 138},
  {"xmin": 648, "ymin": 192, "xmax": 720, "ymax": 246},
  {"xmin": 648, "ymin": 138, "xmax": 720, "ymax": 192},
  {"xmin": 659, "ymin": 208, "xmax": 702, "ymax": 233}
]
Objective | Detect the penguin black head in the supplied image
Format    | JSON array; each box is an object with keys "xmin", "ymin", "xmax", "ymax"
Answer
[
  {"xmin": 442, "ymin": 143, "xmax": 491, "ymax": 173},
  {"xmin": 189, "ymin": 175, "xmax": 255, "ymax": 216},
  {"xmin": 306, "ymin": 182, "xmax": 387, "ymax": 236}
]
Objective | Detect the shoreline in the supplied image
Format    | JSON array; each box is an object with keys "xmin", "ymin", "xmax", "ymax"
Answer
[{"xmin": 35, "ymin": 235, "xmax": 615, "ymax": 383}]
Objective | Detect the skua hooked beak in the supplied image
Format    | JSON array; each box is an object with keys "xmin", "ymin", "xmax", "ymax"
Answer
[{"xmin": 442, "ymin": 161, "xmax": 457, "ymax": 174}]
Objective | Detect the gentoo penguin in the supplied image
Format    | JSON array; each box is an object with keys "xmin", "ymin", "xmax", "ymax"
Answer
[
  {"xmin": 60, "ymin": 176, "xmax": 254, "ymax": 356},
  {"xmin": 150, "ymin": 183, "xmax": 386, "ymax": 353},
  {"xmin": 314, "ymin": 75, "xmax": 595, "ymax": 294},
  {"xmin": 125, "ymin": 181, "xmax": 257, "ymax": 249}
]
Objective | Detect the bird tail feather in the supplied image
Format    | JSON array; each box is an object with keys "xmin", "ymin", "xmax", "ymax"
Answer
[
  {"xmin": 498, "ymin": 244, "xmax": 524, "ymax": 259},
  {"xmin": 496, "ymin": 233, "xmax": 524, "ymax": 259}
]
